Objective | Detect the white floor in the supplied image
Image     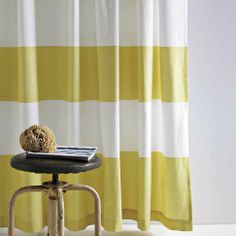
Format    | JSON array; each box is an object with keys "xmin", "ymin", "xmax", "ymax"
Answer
[{"xmin": 1, "ymin": 224, "xmax": 236, "ymax": 236}]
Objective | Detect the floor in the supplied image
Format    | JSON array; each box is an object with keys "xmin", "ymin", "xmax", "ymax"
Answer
[{"xmin": 1, "ymin": 224, "xmax": 236, "ymax": 236}]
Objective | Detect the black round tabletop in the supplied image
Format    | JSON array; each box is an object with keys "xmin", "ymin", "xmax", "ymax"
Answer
[{"xmin": 11, "ymin": 153, "xmax": 101, "ymax": 174}]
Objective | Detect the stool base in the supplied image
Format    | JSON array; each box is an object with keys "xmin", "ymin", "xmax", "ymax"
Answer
[{"xmin": 8, "ymin": 179, "xmax": 101, "ymax": 236}]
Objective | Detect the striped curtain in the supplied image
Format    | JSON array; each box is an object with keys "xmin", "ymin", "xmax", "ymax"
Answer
[{"xmin": 0, "ymin": 0, "xmax": 192, "ymax": 232}]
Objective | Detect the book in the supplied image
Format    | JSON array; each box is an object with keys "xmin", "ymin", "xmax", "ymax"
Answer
[{"xmin": 26, "ymin": 146, "xmax": 97, "ymax": 162}]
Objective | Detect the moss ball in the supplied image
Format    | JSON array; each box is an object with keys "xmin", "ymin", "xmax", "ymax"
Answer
[{"xmin": 19, "ymin": 124, "xmax": 56, "ymax": 153}]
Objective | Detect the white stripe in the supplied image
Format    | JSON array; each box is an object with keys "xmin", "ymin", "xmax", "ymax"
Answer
[
  {"xmin": 68, "ymin": 0, "xmax": 80, "ymax": 46},
  {"xmin": 137, "ymin": 0, "xmax": 154, "ymax": 46},
  {"xmin": 99, "ymin": 102, "xmax": 120, "ymax": 158},
  {"xmin": 17, "ymin": 0, "xmax": 36, "ymax": 46},
  {"xmin": 66, "ymin": 103, "xmax": 80, "ymax": 146},
  {"xmin": 0, "ymin": 100, "xmax": 188, "ymax": 158},
  {"xmin": 138, "ymin": 101, "xmax": 152, "ymax": 158},
  {"xmin": 0, "ymin": 0, "xmax": 187, "ymax": 47},
  {"xmin": 120, "ymin": 100, "xmax": 189, "ymax": 157},
  {"xmin": 95, "ymin": 0, "xmax": 120, "ymax": 46},
  {"xmin": 152, "ymin": 99, "xmax": 189, "ymax": 157}
]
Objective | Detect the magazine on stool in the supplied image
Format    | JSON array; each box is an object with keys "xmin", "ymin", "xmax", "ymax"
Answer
[{"xmin": 26, "ymin": 146, "xmax": 97, "ymax": 162}]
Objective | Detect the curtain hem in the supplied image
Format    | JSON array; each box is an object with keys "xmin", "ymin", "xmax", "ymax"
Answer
[{"xmin": 0, "ymin": 210, "xmax": 192, "ymax": 233}]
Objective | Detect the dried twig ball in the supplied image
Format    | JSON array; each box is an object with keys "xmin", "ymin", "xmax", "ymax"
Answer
[{"xmin": 19, "ymin": 124, "xmax": 56, "ymax": 153}]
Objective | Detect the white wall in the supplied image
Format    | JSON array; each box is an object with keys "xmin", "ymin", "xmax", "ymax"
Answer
[{"xmin": 189, "ymin": 0, "xmax": 236, "ymax": 224}]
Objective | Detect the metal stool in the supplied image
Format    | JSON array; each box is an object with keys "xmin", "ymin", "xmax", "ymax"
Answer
[{"xmin": 9, "ymin": 153, "xmax": 102, "ymax": 236}]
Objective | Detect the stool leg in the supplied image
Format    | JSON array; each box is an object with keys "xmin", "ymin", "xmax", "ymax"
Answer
[
  {"xmin": 66, "ymin": 184, "xmax": 101, "ymax": 236},
  {"xmin": 48, "ymin": 187, "xmax": 58, "ymax": 236},
  {"xmin": 56, "ymin": 187, "xmax": 64, "ymax": 236},
  {"xmin": 8, "ymin": 185, "xmax": 46, "ymax": 236},
  {"xmin": 47, "ymin": 186, "xmax": 64, "ymax": 236}
]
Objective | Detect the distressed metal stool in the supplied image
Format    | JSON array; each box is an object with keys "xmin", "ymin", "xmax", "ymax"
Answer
[{"xmin": 8, "ymin": 153, "xmax": 102, "ymax": 236}]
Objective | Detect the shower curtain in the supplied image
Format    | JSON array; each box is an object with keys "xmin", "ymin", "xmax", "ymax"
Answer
[{"xmin": 0, "ymin": 0, "xmax": 192, "ymax": 232}]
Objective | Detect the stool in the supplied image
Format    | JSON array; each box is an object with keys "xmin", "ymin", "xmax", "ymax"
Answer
[{"xmin": 8, "ymin": 153, "xmax": 102, "ymax": 236}]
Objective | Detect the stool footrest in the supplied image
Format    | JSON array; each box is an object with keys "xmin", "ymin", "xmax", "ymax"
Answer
[{"xmin": 8, "ymin": 182, "xmax": 101, "ymax": 236}]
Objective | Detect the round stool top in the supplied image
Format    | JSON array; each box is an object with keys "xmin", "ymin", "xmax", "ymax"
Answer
[{"xmin": 11, "ymin": 153, "xmax": 101, "ymax": 174}]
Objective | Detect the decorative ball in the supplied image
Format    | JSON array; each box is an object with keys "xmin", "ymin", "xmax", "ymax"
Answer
[{"xmin": 19, "ymin": 124, "xmax": 56, "ymax": 153}]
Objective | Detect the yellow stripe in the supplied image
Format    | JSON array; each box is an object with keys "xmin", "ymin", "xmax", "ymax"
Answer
[
  {"xmin": 0, "ymin": 152, "xmax": 192, "ymax": 232},
  {"xmin": 0, "ymin": 46, "xmax": 188, "ymax": 102}
]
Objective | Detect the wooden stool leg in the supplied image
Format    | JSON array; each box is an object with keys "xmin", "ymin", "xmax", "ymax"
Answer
[
  {"xmin": 47, "ymin": 185, "xmax": 64, "ymax": 236},
  {"xmin": 66, "ymin": 184, "xmax": 101, "ymax": 236},
  {"xmin": 8, "ymin": 185, "xmax": 46, "ymax": 236}
]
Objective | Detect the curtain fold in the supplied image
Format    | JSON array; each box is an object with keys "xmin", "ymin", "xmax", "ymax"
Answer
[{"xmin": 0, "ymin": 0, "xmax": 192, "ymax": 232}]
